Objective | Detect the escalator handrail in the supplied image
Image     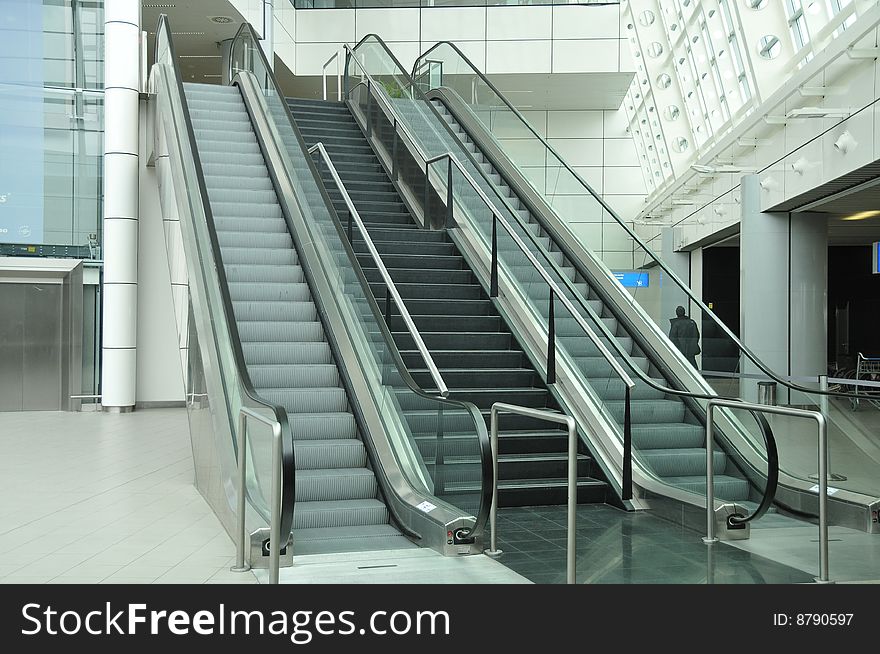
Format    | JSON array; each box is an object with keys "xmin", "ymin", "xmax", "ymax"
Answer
[
  {"xmin": 347, "ymin": 34, "xmax": 781, "ymax": 517},
  {"xmin": 228, "ymin": 23, "xmax": 493, "ymax": 540},
  {"xmin": 412, "ymin": 40, "xmax": 870, "ymax": 404},
  {"xmin": 154, "ymin": 15, "xmax": 295, "ymax": 539},
  {"xmin": 728, "ymin": 409, "xmax": 778, "ymax": 527},
  {"xmin": 307, "ymin": 140, "xmax": 450, "ymax": 398}
]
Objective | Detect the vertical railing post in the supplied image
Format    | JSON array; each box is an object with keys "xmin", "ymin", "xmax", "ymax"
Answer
[
  {"xmin": 490, "ymin": 216, "xmax": 498, "ymax": 298},
  {"xmin": 485, "ymin": 405, "xmax": 502, "ymax": 557},
  {"xmin": 703, "ymin": 403, "xmax": 719, "ymax": 544},
  {"xmin": 392, "ymin": 119, "xmax": 399, "ymax": 182},
  {"xmin": 347, "ymin": 210, "xmax": 353, "ymax": 243},
  {"xmin": 423, "ymin": 161, "xmax": 431, "ymax": 229},
  {"xmin": 366, "ymin": 80, "xmax": 372, "ymax": 137},
  {"xmin": 231, "ymin": 412, "xmax": 250, "ymax": 573},
  {"xmin": 622, "ymin": 384, "xmax": 632, "ymax": 501},
  {"xmin": 336, "ymin": 50, "xmax": 342, "ymax": 102},
  {"xmin": 816, "ymin": 413, "xmax": 831, "ymax": 584},
  {"xmin": 547, "ymin": 291, "xmax": 556, "ymax": 384},
  {"xmin": 384, "ymin": 287, "xmax": 392, "ymax": 322},
  {"xmin": 269, "ymin": 422, "xmax": 282, "ymax": 585},
  {"xmin": 566, "ymin": 416, "xmax": 577, "ymax": 585},
  {"xmin": 445, "ymin": 157, "xmax": 453, "ymax": 228},
  {"xmin": 435, "ymin": 403, "xmax": 445, "ymax": 496}
]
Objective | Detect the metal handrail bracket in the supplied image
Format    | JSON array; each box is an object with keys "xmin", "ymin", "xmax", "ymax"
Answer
[
  {"xmin": 308, "ymin": 141, "xmax": 449, "ymax": 398},
  {"xmin": 232, "ymin": 407, "xmax": 284, "ymax": 584},
  {"xmin": 486, "ymin": 403, "xmax": 578, "ymax": 585},
  {"xmin": 704, "ymin": 399, "xmax": 831, "ymax": 584}
]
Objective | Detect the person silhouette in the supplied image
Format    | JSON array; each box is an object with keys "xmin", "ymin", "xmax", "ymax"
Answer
[{"xmin": 668, "ymin": 305, "xmax": 700, "ymax": 369}]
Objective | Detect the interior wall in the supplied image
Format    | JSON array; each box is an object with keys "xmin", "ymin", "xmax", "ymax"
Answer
[{"xmin": 135, "ymin": 102, "xmax": 184, "ymax": 405}]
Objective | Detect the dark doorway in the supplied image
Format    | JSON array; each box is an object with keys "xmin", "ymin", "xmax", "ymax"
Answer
[
  {"xmin": 701, "ymin": 245, "xmax": 740, "ymax": 373},
  {"xmin": 828, "ymin": 245, "xmax": 880, "ymax": 372}
]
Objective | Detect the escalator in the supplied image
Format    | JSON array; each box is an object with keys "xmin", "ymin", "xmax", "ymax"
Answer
[
  {"xmin": 295, "ymin": 34, "xmax": 880, "ymax": 544},
  {"xmin": 185, "ymin": 83, "xmax": 412, "ymax": 554},
  {"xmin": 424, "ymin": 98, "xmax": 748, "ymax": 503},
  {"xmin": 149, "ymin": 18, "xmax": 492, "ymax": 572},
  {"xmin": 288, "ymin": 97, "xmax": 611, "ymax": 507},
  {"xmin": 408, "ymin": 41, "xmax": 880, "ymax": 530}
]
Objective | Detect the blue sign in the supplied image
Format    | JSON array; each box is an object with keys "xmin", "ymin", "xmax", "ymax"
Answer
[
  {"xmin": 0, "ymin": 0, "xmax": 45, "ymax": 245},
  {"xmin": 614, "ymin": 272, "xmax": 649, "ymax": 288}
]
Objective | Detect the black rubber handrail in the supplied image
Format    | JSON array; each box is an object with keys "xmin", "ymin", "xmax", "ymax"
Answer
[
  {"xmin": 728, "ymin": 409, "xmax": 778, "ymax": 528},
  {"xmin": 229, "ymin": 23, "xmax": 493, "ymax": 541},
  {"xmin": 412, "ymin": 40, "xmax": 873, "ymax": 405},
  {"xmin": 346, "ymin": 34, "xmax": 781, "ymax": 520},
  {"xmin": 154, "ymin": 15, "xmax": 295, "ymax": 539}
]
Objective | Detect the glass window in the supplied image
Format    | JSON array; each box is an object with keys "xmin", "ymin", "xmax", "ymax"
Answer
[{"xmin": 0, "ymin": 0, "xmax": 104, "ymax": 250}]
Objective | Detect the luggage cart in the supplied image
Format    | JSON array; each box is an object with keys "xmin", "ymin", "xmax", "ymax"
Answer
[{"xmin": 851, "ymin": 352, "xmax": 880, "ymax": 410}]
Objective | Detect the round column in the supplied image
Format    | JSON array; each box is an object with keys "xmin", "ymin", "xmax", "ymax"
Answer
[{"xmin": 101, "ymin": 0, "xmax": 141, "ymax": 411}]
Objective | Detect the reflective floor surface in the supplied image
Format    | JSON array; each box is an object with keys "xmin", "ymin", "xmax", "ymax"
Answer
[{"xmin": 493, "ymin": 505, "xmax": 817, "ymax": 584}]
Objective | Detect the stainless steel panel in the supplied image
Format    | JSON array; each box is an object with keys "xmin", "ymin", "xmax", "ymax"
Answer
[
  {"xmin": 80, "ymin": 284, "xmax": 99, "ymax": 395},
  {"xmin": 22, "ymin": 284, "xmax": 63, "ymax": 411},
  {"xmin": 0, "ymin": 284, "xmax": 25, "ymax": 411}
]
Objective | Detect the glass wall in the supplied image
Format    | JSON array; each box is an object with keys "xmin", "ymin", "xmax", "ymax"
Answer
[{"xmin": 1, "ymin": 0, "xmax": 104, "ymax": 256}]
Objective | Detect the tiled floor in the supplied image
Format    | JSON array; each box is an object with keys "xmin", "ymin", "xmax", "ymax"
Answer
[
  {"xmin": 0, "ymin": 409, "xmax": 257, "ymax": 584},
  {"xmin": 493, "ymin": 505, "xmax": 817, "ymax": 584},
  {"xmin": 0, "ymin": 408, "xmax": 527, "ymax": 585}
]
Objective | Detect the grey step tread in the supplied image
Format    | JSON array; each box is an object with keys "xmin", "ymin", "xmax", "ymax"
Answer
[
  {"xmin": 287, "ymin": 413, "xmax": 357, "ymax": 440},
  {"xmin": 295, "ymin": 468, "xmax": 378, "ymax": 502},
  {"xmin": 293, "ymin": 498, "xmax": 389, "ymax": 529},
  {"xmin": 662, "ymin": 475, "xmax": 751, "ymax": 499},
  {"xmin": 447, "ymin": 477, "xmax": 607, "ymax": 492},
  {"xmin": 291, "ymin": 524, "xmax": 415, "ymax": 555}
]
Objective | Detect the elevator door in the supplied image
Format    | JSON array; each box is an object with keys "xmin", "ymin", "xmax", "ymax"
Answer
[{"xmin": 0, "ymin": 282, "xmax": 64, "ymax": 411}]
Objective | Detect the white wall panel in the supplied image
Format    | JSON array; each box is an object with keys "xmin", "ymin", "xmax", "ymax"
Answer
[
  {"xmin": 296, "ymin": 9, "xmax": 354, "ymax": 43},
  {"xmin": 604, "ymin": 138, "xmax": 640, "ymax": 167},
  {"xmin": 604, "ymin": 166, "xmax": 645, "ymax": 195},
  {"xmin": 497, "ymin": 138, "xmax": 547, "ymax": 168},
  {"xmin": 547, "ymin": 111, "xmax": 603, "ymax": 139},
  {"xmin": 296, "ymin": 42, "xmax": 345, "ymax": 74},
  {"xmin": 485, "ymin": 40, "xmax": 551, "ymax": 74},
  {"xmin": 546, "ymin": 138, "xmax": 603, "ymax": 166},
  {"xmin": 605, "ymin": 194, "xmax": 645, "ymax": 221},
  {"xmin": 355, "ymin": 9, "xmax": 419, "ymax": 42},
  {"xmin": 552, "ymin": 5, "xmax": 619, "ymax": 41},
  {"xmin": 420, "ymin": 7, "xmax": 487, "ymax": 42},
  {"xmin": 552, "ymin": 40, "xmax": 619, "ymax": 73},
  {"xmin": 486, "ymin": 6, "xmax": 552, "ymax": 41},
  {"xmin": 384, "ymin": 41, "xmax": 421, "ymax": 72}
]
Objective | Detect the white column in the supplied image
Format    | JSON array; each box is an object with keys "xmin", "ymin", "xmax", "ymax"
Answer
[
  {"xmin": 262, "ymin": 0, "xmax": 274, "ymax": 70},
  {"xmin": 740, "ymin": 175, "xmax": 827, "ymax": 403},
  {"xmin": 788, "ymin": 212, "xmax": 828, "ymax": 387},
  {"xmin": 101, "ymin": 0, "xmax": 141, "ymax": 412}
]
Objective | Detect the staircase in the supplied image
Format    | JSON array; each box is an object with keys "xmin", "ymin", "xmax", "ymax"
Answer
[
  {"xmin": 288, "ymin": 97, "xmax": 611, "ymax": 507},
  {"xmin": 185, "ymin": 83, "xmax": 414, "ymax": 554},
  {"xmin": 427, "ymin": 98, "xmax": 752, "ymax": 502}
]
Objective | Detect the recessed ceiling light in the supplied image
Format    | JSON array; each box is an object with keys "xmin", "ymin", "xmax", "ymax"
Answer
[
  {"xmin": 210, "ymin": 16, "xmax": 235, "ymax": 24},
  {"xmin": 841, "ymin": 210, "xmax": 880, "ymax": 221}
]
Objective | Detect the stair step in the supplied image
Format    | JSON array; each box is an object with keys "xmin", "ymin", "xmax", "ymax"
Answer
[
  {"xmin": 293, "ymin": 499, "xmax": 389, "ymax": 530},
  {"xmin": 292, "ymin": 524, "xmax": 415, "ymax": 555}
]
